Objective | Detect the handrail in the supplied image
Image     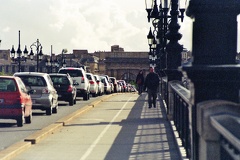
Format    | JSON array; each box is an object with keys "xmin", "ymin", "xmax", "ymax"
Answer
[
  {"xmin": 168, "ymin": 81, "xmax": 191, "ymax": 158},
  {"xmin": 210, "ymin": 114, "xmax": 240, "ymax": 159},
  {"xmin": 169, "ymin": 81, "xmax": 190, "ymax": 103}
]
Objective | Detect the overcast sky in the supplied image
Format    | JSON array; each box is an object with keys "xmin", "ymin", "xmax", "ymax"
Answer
[{"xmin": 0, "ymin": 0, "xmax": 239, "ymax": 55}]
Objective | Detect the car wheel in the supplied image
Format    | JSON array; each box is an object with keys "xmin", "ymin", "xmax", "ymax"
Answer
[
  {"xmin": 83, "ymin": 92, "xmax": 88, "ymax": 101},
  {"xmin": 74, "ymin": 97, "xmax": 77, "ymax": 104},
  {"xmin": 69, "ymin": 98, "xmax": 74, "ymax": 106},
  {"xmin": 25, "ymin": 112, "xmax": 32, "ymax": 124},
  {"xmin": 52, "ymin": 105, "xmax": 58, "ymax": 114},
  {"xmin": 46, "ymin": 107, "xmax": 52, "ymax": 115},
  {"xmin": 17, "ymin": 115, "xmax": 24, "ymax": 127}
]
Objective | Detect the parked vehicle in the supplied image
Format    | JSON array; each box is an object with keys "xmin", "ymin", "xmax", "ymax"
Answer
[
  {"xmin": 86, "ymin": 73, "xmax": 98, "ymax": 97},
  {"xmin": 100, "ymin": 76, "xmax": 111, "ymax": 94},
  {"xmin": 117, "ymin": 80, "xmax": 123, "ymax": 92},
  {"xmin": 58, "ymin": 67, "xmax": 90, "ymax": 101},
  {"xmin": 118, "ymin": 80, "xmax": 127, "ymax": 92},
  {"xmin": 14, "ymin": 72, "xmax": 58, "ymax": 115},
  {"xmin": 128, "ymin": 84, "xmax": 137, "ymax": 92},
  {"xmin": 49, "ymin": 73, "xmax": 77, "ymax": 106},
  {"xmin": 93, "ymin": 74, "xmax": 104, "ymax": 96},
  {"xmin": 103, "ymin": 75, "xmax": 114, "ymax": 93},
  {"xmin": 109, "ymin": 77, "xmax": 118, "ymax": 93},
  {"xmin": 0, "ymin": 76, "xmax": 33, "ymax": 127}
]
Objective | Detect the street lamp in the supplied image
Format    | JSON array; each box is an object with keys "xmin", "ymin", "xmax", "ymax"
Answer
[
  {"xmin": 30, "ymin": 39, "xmax": 43, "ymax": 72},
  {"xmin": 10, "ymin": 30, "xmax": 28, "ymax": 72},
  {"xmin": 61, "ymin": 49, "xmax": 67, "ymax": 67},
  {"xmin": 145, "ymin": 0, "xmax": 185, "ymax": 75}
]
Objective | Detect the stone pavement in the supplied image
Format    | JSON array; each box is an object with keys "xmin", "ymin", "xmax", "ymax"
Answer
[{"xmin": 11, "ymin": 93, "xmax": 183, "ymax": 160}]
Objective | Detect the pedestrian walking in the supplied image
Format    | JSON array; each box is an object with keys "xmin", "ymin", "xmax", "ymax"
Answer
[
  {"xmin": 144, "ymin": 67, "xmax": 160, "ymax": 108},
  {"xmin": 136, "ymin": 70, "xmax": 144, "ymax": 95}
]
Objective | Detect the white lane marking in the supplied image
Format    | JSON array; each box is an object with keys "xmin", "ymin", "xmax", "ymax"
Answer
[{"xmin": 79, "ymin": 97, "xmax": 133, "ymax": 160}]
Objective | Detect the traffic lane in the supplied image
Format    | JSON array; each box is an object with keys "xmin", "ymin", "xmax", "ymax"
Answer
[
  {"xmin": 0, "ymin": 95, "xmax": 104, "ymax": 151},
  {"xmin": 11, "ymin": 93, "xmax": 137, "ymax": 160}
]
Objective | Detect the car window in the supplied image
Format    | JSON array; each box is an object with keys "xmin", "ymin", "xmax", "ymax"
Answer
[
  {"xmin": 59, "ymin": 69, "xmax": 83, "ymax": 77},
  {"xmin": 51, "ymin": 76, "xmax": 70, "ymax": 85},
  {"xmin": 86, "ymin": 74, "xmax": 93, "ymax": 80},
  {"xmin": 18, "ymin": 76, "xmax": 47, "ymax": 87},
  {"xmin": 0, "ymin": 79, "xmax": 16, "ymax": 92}
]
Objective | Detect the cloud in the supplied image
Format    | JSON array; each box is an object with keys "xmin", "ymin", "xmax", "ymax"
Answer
[{"xmin": 0, "ymin": 0, "xmax": 238, "ymax": 55}]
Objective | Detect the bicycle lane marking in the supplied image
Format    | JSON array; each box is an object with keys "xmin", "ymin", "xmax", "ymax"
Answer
[{"xmin": 79, "ymin": 96, "xmax": 134, "ymax": 160}]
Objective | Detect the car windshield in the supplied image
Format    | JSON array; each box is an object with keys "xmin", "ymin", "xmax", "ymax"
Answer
[
  {"xmin": 50, "ymin": 76, "xmax": 70, "ymax": 85},
  {"xmin": 17, "ymin": 76, "xmax": 47, "ymax": 87},
  {"xmin": 86, "ymin": 74, "xmax": 93, "ymax": 80},
  {"xmin": 59, "ymin": 70, "xmax": 83, "ymax": 77},
  {"xmin": 0, "ymin": 78, "xmax": 16, "ymax": 92}
]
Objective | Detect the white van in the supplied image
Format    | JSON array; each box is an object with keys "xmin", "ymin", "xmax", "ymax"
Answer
[{"xmin": 58, "ymin": 67, "xmax": 90, "ymax": 100}]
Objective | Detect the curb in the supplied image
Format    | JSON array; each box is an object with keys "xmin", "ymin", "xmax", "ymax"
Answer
[
  {"xmin": 24, "ymin": 123, "xmax": 63, "ymax": 144},
  {"xmin": 0, "ymin": 142, "xmax": 31, "ymax": 160},
  {"xmin": 0, "ymin": 94, "xmax": 117, "ymax": 160},
  {"xmin": 56, "ymin": 104, "xmax": 93, "ymax": 126}
]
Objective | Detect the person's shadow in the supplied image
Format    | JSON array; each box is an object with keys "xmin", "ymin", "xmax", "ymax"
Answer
[{"xmin": 104, "ymin": 93, "xmax": 181, "ymax": 160}]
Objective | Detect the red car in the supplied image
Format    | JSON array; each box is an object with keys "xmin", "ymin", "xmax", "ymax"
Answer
[{"xmin": 0, "ymin": 76, "xmax": 33, "ymax": 127}]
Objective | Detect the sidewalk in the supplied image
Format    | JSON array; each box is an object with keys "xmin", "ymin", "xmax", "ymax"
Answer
[{"xmin": 11, "ymin": 93, "xmax": 182, "ymax": 160}]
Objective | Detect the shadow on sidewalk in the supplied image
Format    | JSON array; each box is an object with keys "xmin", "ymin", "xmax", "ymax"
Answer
[{"xmin": 104, "ymin": 93, "xmax": 181, "ymax": 160}]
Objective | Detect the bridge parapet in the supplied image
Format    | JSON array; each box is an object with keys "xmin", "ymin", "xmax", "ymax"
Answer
[
  {"xmin": 197, "ymin": 100, "xmax": 240, "ymax": 160},
  {"xmin": 165, "ymin": 81, "xmax": 240, "ymax": 160}
]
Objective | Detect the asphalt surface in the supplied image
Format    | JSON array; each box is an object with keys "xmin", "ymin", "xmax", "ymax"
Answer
[
  {"xmin": 0, "ymin": 95, "xmax": 105, "ymax": 151},
  {"xmin": 0, "ymin": 93, "xmax": 186, "ymax": 160}
]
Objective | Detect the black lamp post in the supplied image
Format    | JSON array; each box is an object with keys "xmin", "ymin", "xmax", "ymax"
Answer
[
  {"xmin": 61, "ymin": 49, "xmax": 67, "ymax": 67},
  {"xmin": 145, "ymin": 0, "xmax": 185, "ymax": 77},
  {"xmin": 30, "ymin": 39, "xmax": 43, "ymax": 72},
  {"xmin": 10, "ymin": 30, "xmax": 28, "ymax": 72}
]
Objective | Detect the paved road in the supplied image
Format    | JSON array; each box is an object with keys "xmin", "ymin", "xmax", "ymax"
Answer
[
  {"xmin": 11, "ymin": 93, "xmax": 182, "ymax": 160},
  {"xmin": 0, "ymin": 95, "xmax": 105, "ymax": 151}
]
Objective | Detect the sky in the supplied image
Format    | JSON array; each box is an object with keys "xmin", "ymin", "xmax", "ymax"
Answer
[{"xmin": 0, "ymin": 0, "xmax": 239, "ymax": 56}]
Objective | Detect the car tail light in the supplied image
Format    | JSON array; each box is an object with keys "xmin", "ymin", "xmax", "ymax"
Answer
[
  {"xmin": 89, "ymin": 80, "xmax": 94, "ymax": 84},
  {"xmin": 97, "ymin": 81, "xmax": 100, "ymax": 85},
  {"xmin": 42, "ymin": 88, "xmax": 49, "ymax": 94},
  {"xmin": 82, "ymin": 77, "xmax": 85, "ymax": 83},
  {"xmin": 67, "ymin": 85, "xmax": 73, "ymax": 92}
]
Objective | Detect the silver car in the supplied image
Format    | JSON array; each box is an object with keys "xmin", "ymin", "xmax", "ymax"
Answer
[
  {"xmin": 100, "ymin": 76, "xmax": 111, "ymax": 94},
  {"xmin": 14, "ymin": 72, "xmax": 58, "ymax": 115}
]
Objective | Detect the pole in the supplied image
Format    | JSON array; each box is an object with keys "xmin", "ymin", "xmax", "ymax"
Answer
[
  {"xmin": 36, "ymin": 39, "xmax": 39, "ymax": 72},
  {"xmin": 50, "ymin": 45, "xmax": 52, "ymax": 73},
  {"xmin": 18, "ymin": 31, "xmax": 21, "ymax": 72}
]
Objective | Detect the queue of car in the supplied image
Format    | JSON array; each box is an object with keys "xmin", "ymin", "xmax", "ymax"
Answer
[{"xmin": 0, "ymin": 67, "xmax": 136, "ymax": 127}]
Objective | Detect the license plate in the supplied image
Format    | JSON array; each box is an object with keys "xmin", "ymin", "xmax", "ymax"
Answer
[{"xmin": 0, "ymin": 99, "xmax": 4, "ymax": 103}]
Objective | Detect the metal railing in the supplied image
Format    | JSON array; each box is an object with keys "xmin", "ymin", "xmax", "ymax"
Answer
[
  {"xmin": 211, "ymin": 114, "xmax": 240, "ymax": 160},
  {"xmin": 162, "ymin": 79, "xmax": 240, "ymax": 160},
  {"xmin": 169, "ymin": 81, "xmax": 191, "ymax": 158}
]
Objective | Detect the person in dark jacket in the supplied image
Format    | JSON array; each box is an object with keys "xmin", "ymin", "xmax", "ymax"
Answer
[
  {"xmin": 144, "ymin": 67, "xmax": 160, "ymax": 108},
  {"xmin": 136, "ymin": 70, "xmax": 144, "ymax": 95}
]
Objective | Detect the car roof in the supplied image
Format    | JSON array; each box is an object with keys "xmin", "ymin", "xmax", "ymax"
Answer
[
  {"xmin": 49, "ymin": 73, "xmax": 69, "ymax": 76},
  {"xmin": 14, "ymin": 72, "xmax": 48, "ymax": 76},
  {"xmin": 0, "ymin": 76, "xmax": 15, "ymax": 79},
  {"xmin": 59, "ymin": 67, "xmax": 84, "ymax": 70}
]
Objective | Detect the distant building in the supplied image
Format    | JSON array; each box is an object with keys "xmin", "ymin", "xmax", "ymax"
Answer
[{"xmin": 0, "ymin": 45, "xmax": 149, "ymax": 81}]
